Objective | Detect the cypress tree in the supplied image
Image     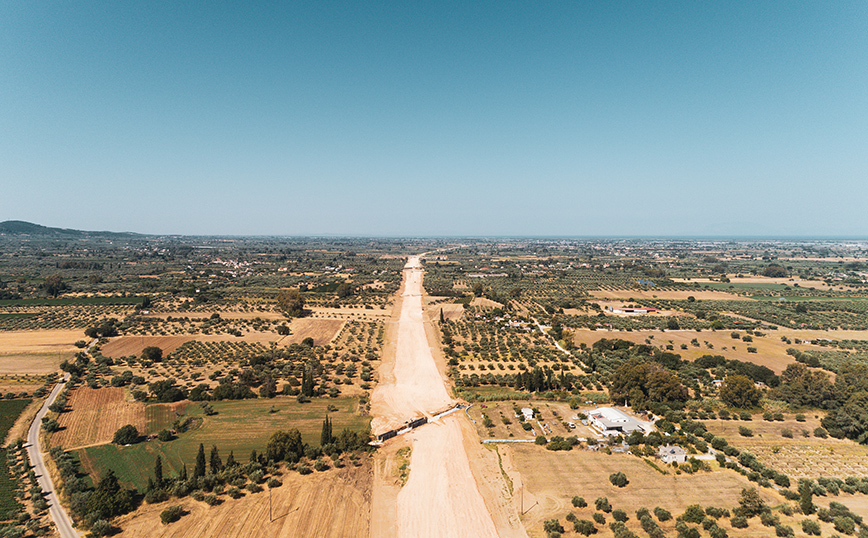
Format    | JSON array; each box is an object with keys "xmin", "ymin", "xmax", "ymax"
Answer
[
  {"xmin": 439, "ymin": 309, "xmax": 444, "ymax": 323},
  {"xmin": 321, "ymin": 415, "xmax": 333, "ymax": 446},
  {"xmin": 180, "ymin": 463, "xmax": 187, "ymax": 481},
  {"xmin": 210, "ymin": 445, "xmax": 223, "ymax": 474},
  {"xmin": 249, "ymin": 449, "xmax": 258, "ymax": 463},
  {"xmin": 799, "ymin": 479, "xmax": 815, "ymax": 514},
  {"xmin": 226, "ymin": 450, "xmax": 236, "ymax": 468},
  {"xmin": 194, "ymin": 443, "xmax": 206, "ymax": 478},
  {"xmin": 154, "ymin": 455, "xmax": 163, "ymax": 486}
]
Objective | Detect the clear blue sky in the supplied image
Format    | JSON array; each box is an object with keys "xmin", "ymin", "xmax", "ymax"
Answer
[{"xmin": 2, "ymin": 2, "xmax": 866, "ymax": 237}]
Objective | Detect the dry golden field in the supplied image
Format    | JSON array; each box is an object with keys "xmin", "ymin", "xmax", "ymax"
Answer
[
  {"xmin": 590, "ymin": 289, "xmax": 744, "ymax": 301},
  {"xmin": 506, "ymin": 445, "xmax": 786, "ymax": 538},
  {"xmin": 703, "ymin": 418, "xmax": 868, "ymax": 480},
  {"xmin": 283, "ymin": 318, "xmax": 345, "ymax": 346},
  {"xmin": 51, "ymin": 387, "xmax": 146, "ymax": 449},
  {"xmin": 102, "ymin": 336, "xmax": 193, "ymax": 358},
  {"xmin": 115, "ymin": 459, "xmax": 372, "ymax": 538}
]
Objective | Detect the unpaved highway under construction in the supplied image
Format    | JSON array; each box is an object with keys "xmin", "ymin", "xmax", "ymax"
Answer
[{"xmin": 370, "ymin": 256, "xmax": 501, "ymax": 538}]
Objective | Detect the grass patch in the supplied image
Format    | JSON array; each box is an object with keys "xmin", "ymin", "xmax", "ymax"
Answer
[
  {"xmin": 78, "ymin": 396, "xmax": 369, "ymax": 490},
  {"xmin": 0, "ymin": 400, "xmax": 31, "ymax": 441},
  {"xmin": 0, "ymin": 400, "xmax": 31, "ymax": 517}
]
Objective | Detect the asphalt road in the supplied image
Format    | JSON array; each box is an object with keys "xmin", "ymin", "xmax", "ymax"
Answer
[{"xmin": 26, "ymin": 377, "xmax": 80, "ymax": 538}]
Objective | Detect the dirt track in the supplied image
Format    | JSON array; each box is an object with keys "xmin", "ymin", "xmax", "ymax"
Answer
[{"xmin": 370, "ymin": 257, "xmax": 502, "ymax": 538}]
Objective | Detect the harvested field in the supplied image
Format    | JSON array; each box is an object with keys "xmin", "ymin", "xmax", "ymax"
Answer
[
  {"xmin": 0, "ymin": 354, "xmax": 68, "ymax": 375},
  {"xmin": 284, "ymin": 318, "xmax": 345, "ymax": 346},
  {"xmin": 571, "ymin": 328, "xmax": 803, "ymax": 373},
  {"xmin": 308, "ymin": 306, "xmax": 391, "ymax": 320},
  {"xmin": 114, "ymin": 458, "xmax": 373, "ymax": 538},
  {"xmin": 471, "ymin": 297, "xmax": 504, "ymax": 309},
  {"xmin": 507, "ymin": 445, "xmax": 785, "ymax": 538},
  {"xmin": 590, "ymin": 289, "xmax": 743, "ymax": 301},
  {"xmin": 703, "ymin": 418, "xmax": 868, "ymax": 479},
  {"xmin": 672, "ymin": 276, "xmax": 837, "ymax": 291},
  {"xmin": 0, "ymin": 329, "xmax": 82, "ymax": 355},
  {"xmin": 52, "ymin": 387, "xmax": 146, "ymax": 450},
  {"xmin": 101, "ymin": 336, "xmax": 193, "ymax": 358},
  {"xmin": 423, "ymin": 301, "xmax": 465, "ymax": 321}
]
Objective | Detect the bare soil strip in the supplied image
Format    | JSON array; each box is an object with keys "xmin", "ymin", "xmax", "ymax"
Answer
[{"xmin": 370, "ymin": 257, "xmax": 501, "ymax": 538}]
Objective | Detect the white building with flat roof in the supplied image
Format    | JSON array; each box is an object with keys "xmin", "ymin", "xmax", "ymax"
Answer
[{"xmin": 587, "ymin": 407, "xmax": 648, "ymax": 437}]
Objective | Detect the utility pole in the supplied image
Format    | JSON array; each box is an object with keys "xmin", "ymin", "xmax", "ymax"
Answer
[{"xmin": 269, "ymin": 486, "xmax": 272, "ymax": 522}]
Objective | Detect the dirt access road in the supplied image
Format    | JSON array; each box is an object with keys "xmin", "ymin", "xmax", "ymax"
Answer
[{"xmin": 371, "ymin": 256, "xmax": 507, "ymax": 538}]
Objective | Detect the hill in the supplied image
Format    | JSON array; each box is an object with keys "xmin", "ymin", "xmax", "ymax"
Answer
[{"xmin": 0, "ymin": 221, "xmax": 140, "ymax": 238}]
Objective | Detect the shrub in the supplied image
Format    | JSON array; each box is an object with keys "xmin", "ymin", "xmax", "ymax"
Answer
[
  {"xmin": 595, "ymin": 497, "xmax": 611, "ymax": 512},
  {"xmin": 572, "ymin": 496, "xmax": 587, "ymax": 508},
  {"xmin": 612, "ymin": 509, "xmax": 628, "ymax": 522},
  {"xmin": 267, "ymin": 478, "xmax": 281, "ymax": 488},
  {"xmin": 738, "ymin": 426, "xmax": 753, "ymax": 437},
  {"xmin": 654, "ymin": 507, "xmax": 672, "ymax": 521},
  {"xmin": 543, "ymin": 519, "xmax": 564, "ymax": 534},
  {"xmin": 730, "ymin": 515, "xmax": 748, "ymax": 528},
  {"xmin": 160, "ymin": 505, "xmax": 184, "ymax": 525},
  {"xmin": 227, "ymin": 487, "xmax": 243, "ymax": 499},
  {"xmin": 760, "ymin": 512, "xmax": 779, "ymax": 527},
  {"xmin": 801, "ymin": 519, "xmax": 821, "ymax": 535},
  {"xmin": 781, "ymin": 429, "xmax": 793, "ymax": 438},
  {"xmin": 814, "ymin": 427, "xmax": 828, "ymax": 438},
  {"xmin": 705, "ymin": 507, "xmax": 730, "ymax": 519},
  {"xmin": 609, "ymin": 472, "xmax": 629, "ymax": 487},
  {"xmin": 573, "ymin": 519, "xmax": 597, "ymax": 535},
  {"xmin": 833, "ymin": 516, "xmax": 855, "ymax": 534},
  {"xmin": 592, "ymin": 513, "xmax": 605, "ymax": 524},
  {"xmin": 90, "ymin": 519, "xmax": 116, "ymax": 536},
  {"xmin": 682, "ymin": 504, "xmax": 706, "ymax": 524},
  {"xmin": 774, "ymin": 524, "xmax": 794, "ymax": 537}
]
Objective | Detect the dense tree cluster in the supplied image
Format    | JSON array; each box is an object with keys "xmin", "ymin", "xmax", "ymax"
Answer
[
  {"xmin": 609, "ymin": 358, "xmax": 688, "ymax": 409},
  {"xmin": 719, "ymin": 375, "xmax": 762, "ymax": 408}
]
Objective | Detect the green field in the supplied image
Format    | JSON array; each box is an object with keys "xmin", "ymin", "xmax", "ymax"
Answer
[
  {"xmin": 78, "ymin": 396, "xmax": 370, "ymax": 490},
  {"xmin": 0, "ymin": 400, "xmax": 31, "ymax": 441},
  {"xmin": 0, "ymin": 399, "xmax": 31, "ymax": 518},
  {"xmin": 0, "ymin": 296, "xmax": 143, "ymax": 307}
]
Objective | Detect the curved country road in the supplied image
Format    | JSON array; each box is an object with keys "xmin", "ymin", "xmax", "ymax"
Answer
[{"xmin": 27, "ymin": 375, "xmax": 80, "ymax": 538}]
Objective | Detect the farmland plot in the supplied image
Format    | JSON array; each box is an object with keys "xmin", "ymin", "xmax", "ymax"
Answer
[{"xmin": 52, "ymin": 387, "xmax": 146, "ymax": 449}]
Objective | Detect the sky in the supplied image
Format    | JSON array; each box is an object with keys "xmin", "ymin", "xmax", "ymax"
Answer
[{"xmin": 1, "ymin": 2, "xmax": 867, "ymax": 237}]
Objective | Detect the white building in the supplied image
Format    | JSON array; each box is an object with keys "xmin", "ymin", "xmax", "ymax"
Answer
[{"xmin": 587, "ymin": 407, "xmax": 648, "ymax": 437}]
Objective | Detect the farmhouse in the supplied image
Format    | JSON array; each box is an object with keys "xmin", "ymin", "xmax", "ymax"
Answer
[
  {"xmin": 587, "ymin": 407, "xmax": 648, "ymax": 437},
  {"xmin": 658, "ymin": 445, "xmax": 687, "ymax": 464}
]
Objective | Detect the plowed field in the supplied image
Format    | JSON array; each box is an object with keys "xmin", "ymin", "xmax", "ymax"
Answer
[
  {"xmin": 52, "ymin": 387, "xmax": 146, "ymax": 449},
  {"xmin": 284, "ymin": 318, "xmax": 344, "ymax": 346},
  {"xmin": 101, "ymin": 336, "xmax": 193, "ymax": 358}
]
